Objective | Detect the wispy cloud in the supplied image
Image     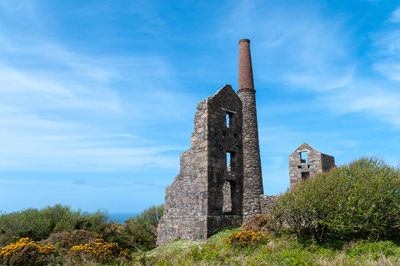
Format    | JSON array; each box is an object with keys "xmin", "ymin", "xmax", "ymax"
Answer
[
  {"xmin": 390, "ymin": 6, "xmax": 400, "ymax": 23},
  {"xmin": 220, "ymin": 1, "xmax": 400, "ymax": 128},
  {"xmin": 0, "ymin": 1, "xmax": 195, "ymax": 173}
]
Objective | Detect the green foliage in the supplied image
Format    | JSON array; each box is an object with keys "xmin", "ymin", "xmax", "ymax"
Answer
[
  {"xmin": 120, "ymin": 204, "xmax": 164, "ymax": 251},
  {"xmin": 272, "ymin": 158, "xmax": 400, "ymax": 242},
  {"xmin": 346, "ymin": 240, "xmax": 398, "ymax": 260},
  {"xmin": 0, "ymin": 237, "xmax": 56, "ymax": 266},
  {"xmin": 0, "ymin": 204, "xmax": 108, "ymax": 243},
  {"xmin": 44, "ymin": 229, "xmax": 101, "ymax": 250},
  {"xmin": 140, "ymin": 227, "xmax": 400, "ymax": 265}
]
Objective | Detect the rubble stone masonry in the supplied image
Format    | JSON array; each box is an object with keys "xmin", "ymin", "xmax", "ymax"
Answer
[
  {"xmin": 156, "ymin": 39, "xmax": 336, "ymax": 246},
  {"xmin": 238, "ymin": 39, "xmax": 264, "ymax": 220},
  {"xmin": 289, "ymin": 143, "xmax": 335, "ymax": 188},
  {"xmin": 156, "ymin": 85, "xmax": 244, "ymax": 246}
]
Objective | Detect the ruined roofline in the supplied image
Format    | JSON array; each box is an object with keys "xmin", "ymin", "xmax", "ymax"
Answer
[
  {"xmin": 206, "ymin": 84, "xmax": 234, "ymax": 100},
  {"xmin": 291, "ymin": 143, "xmax": 334, "ymax": 159}
]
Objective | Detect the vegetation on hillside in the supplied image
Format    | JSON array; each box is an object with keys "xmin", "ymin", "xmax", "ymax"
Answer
[
  {"xmin": 0, "ymin": 204, "xmax": 163, "ymax": 264},
  {"xmin": 138, "ymin": 226, "xmax": 400, "ymax": 265},
  {"xmin": 272, "ymin": 157, "xmax": 400, "ymax": 242},
  {"xmin": 139, "ymin": 157, "xmax": 400, "ymax": 265},
  {"xmin": 1, "ymin": 157, "xmax": 400, "ymax": 265}
]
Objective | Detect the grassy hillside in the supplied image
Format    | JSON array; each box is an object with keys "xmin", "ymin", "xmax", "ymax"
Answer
[
  {"xmin": 136, "ymin": 227, "xmax": 400, "ymax": 265},
  {"xmin": 2, "ymin": 158, "xmax": 399, "ymax": 265}
]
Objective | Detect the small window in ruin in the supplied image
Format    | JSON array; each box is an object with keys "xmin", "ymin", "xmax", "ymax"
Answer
[
  {"xmin": 226, "ymin": 152, "xmax": 231, "ymax": 171},
  {"xmin": 297, "ymin": 165, "xmax": 302, "ymax": 169},
  {"xmin": 300, "ymin": 151, "xmax": 307, "ymax": 163},
  {"xmin": 225, "ymin": 112, "xmax": 233, "ymax": 128},
  {"xmin": 308, "ymin": 165, "xmax": 312, "ymax": 169},
  {"xmin": 222, "ymin": 181, "xmax": 232, "ymax": 213},
  {"xmin": 222, "ymin": 131, "xmax": 226, "ymax": 137},
  {"xmin": 234, "ymin": 133, "xmax": 237, "ymax": 139},
  {"xmin": 301, "ymin": 171, "xmax": 310, "ymax": 180},
  {"xmin": 226, "ymin": 151, "xmax": 235, "ymax": 172}
]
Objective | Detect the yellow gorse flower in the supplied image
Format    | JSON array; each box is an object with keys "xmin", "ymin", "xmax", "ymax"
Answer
[
  {"xmin": 0, "ymin": 237, "xmax": 55, "ymax": 259},
  {"xmin": 222, "ymin": 230, "xmax": 265, "ymax": 247},
  {"xmin": 68, "ymin": 238, "xmax": 129, "ymax": 263}
]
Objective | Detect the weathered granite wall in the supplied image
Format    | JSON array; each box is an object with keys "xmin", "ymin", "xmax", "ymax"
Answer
[
  {"xmin": 238, "ymin": 39, "xmax": 264, "ymax": 221},
  {"xmin": 156, "ymin": 85, "xmax": 244, "ymax": 246},
  {"xmin": 289, "ymin": 143, "xmax": 335, "ymax": 188},
  {"xmin": 260, "ymin": 195, "xmax": 279, "ymax": 214}
]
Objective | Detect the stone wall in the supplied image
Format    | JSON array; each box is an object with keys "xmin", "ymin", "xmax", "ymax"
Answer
[
  {"xmin": 238, "ymin": 39, "xmax": 264, "ymax": 221},
  {"xmin": 239, "ymin": 89, "xmax": 264, "ymax": 221},
  {"xmin": 156, "ymin": 85, "xmax": 244, "ymax": 246},
  {"xmin": 260, "ymin": 195, "xmax": 279, "ymax": 214},
  {"xmin": 289, "ymin": 143, "xmax": 335, "ymax": 188}
]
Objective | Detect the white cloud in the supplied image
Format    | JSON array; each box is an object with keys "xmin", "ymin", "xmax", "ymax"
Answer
[
  {"xmin": 283, "ymin": 66, "xmax": 355, "ymax": 91},
  {"xmin": 390, "ymin": 6, "xmax": 400, "ymax": 23},
  {"xmin": 323, "ymin": 81, "xmax": 400, "ymax": 127},
  {"xmin": 0, "ymin": 2, "xmax": 195, "ymax": 173},
  {"xmin": 220, "ymin": 1, "xmax": 400, "ymax": 129}
]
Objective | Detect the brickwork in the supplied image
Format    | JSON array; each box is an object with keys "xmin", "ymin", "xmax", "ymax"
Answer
[
  {"xmin": 156, "ymin": 85, "xmax": 244, "ymax": 246},
  {"xmin": 238, "ymin": 39, "xmax": 254, "ymax": 92},
  {"xmin": 289, "ymin": 143, "xmax": 335, "ymax": 188}
]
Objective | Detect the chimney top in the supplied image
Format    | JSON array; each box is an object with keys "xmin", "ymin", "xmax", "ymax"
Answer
[{"xmin": 238, "ymin": 39, "xmax": 254, "ymax": 93}]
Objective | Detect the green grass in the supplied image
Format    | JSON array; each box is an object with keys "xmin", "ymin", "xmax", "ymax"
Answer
[{"xmin": 129, "ymin": 228, "xmax": 400, "ymax": 265}]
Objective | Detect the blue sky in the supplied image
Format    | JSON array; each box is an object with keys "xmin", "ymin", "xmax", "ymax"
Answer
[{"xmin": 0, "ymin": 0, "xmax": 400, "ymax": 214}]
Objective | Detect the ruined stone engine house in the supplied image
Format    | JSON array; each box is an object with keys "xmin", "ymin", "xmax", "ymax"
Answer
[{"xmin": 156, "ymin": 39, "xmax": 335, "ymax": 246}]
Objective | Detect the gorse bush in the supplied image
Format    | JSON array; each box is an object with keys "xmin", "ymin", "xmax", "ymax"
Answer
[
  {"xmin": 241, "ymin": 214, "xmax": 274, "ymax": 234},
  {"xmin": 44, "ymin": 229, "xmax": 101, "ymax": 250},
  {"xmin": 68, "ymin": 238, "xmax": 130, "ymax": 264},
  {"xmin": 222, "ymin": 230, "xmax": 266, "ymax": 248},
  {"xmin": 0, "ymin": 204, "xmax": 108, "ymax": 243},
  {"xmin": 272, "ymin": 158, "xmax": 400, "ymax": 242},
  {"xmin": 0, "ymin": 238, "xmax": 55, "ymax": 265}
]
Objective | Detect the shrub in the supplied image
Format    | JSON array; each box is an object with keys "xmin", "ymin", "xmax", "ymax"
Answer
[
  {"xmin": 122, "ymin": 204, "xmax": 164, "ymax": 250},
  {"xmin": 68, "ymin": 238, "xmax": 130, "ymax": 264},
  {"xmin": 44, "ymin": 229, "xmax": 101, "ymax": 250},
  {"xmin": 241, "ymin": 214, "xmax": 273, "ymax": 234},
  {"xmin": 346, "ymin": 240, "xmax": 398, "ymax": 259},
  {"xmin": 222, "ymin": 230, "xmax": 266, "ymax": 248},
  {"xmin": 0, "ymin": 238, "xmax": 55, "ymax": 265},
  {"xmin": 272, "ymin": 158, "xmax": 400, "ymax": 242},
  {"xmin": 0, "ymin": 205, "xmax": 109, "ymax": 242}
]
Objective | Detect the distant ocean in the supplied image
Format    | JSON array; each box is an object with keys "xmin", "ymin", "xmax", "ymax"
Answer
[{"xmin": 108, "ymin": 213, "xmax": 138, "ymax": 223}]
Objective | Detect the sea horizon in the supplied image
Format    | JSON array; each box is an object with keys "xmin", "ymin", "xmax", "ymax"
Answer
[{"xmin": 108, "ymin": 212, "xmax": 138, "ymax": 223}]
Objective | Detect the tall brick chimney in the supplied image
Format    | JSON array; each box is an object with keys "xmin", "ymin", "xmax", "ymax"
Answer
[
  {"xmin": 238, "ymin": 39, "xmax": 254, "ymax": 92},
  {"xmin": 238, "ymin": 39, "xmax": 263, "ymax": 220}
]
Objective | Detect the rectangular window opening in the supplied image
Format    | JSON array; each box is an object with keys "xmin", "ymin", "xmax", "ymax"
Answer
[
  {"xmin": 301, "ymin": 171, "xmax": 310, "ymax": 181},
  {"xmin": 225, "ymin": 112, "xmax": 233, "ymax": 128},
  {"xmin": 300, "ymin": 151, "xmax": 307, "ymax": 163},
  {"xmin": 226, "ymin": 152, "xmax": 231, "ymax": 171},
  {"xmin": 222, "ymin": 181, "xmax": 233, "ymax": 213},
  {"xmin": 226, "ymin": 151, "xmax": 235, "ymax": 173},
  {"xmin": 308, "ymin": 165, "xmax": 312, "ymax": 169}
]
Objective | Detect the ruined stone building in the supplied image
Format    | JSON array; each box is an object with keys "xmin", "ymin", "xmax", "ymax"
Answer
[
  {"xmin": 289, "ymin": 143, "xmax": 335, "ymax": 188},
  {"xmin": 156, "ymin": 84, "xmax": 244, "ymax": 246},
  {"xmin": 157, "ymin": 39, "xmax": 264, "ymax": 246},
  {"xmin": 156, "ymin": 40, "xmax": 336, "ymax": 246}
]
